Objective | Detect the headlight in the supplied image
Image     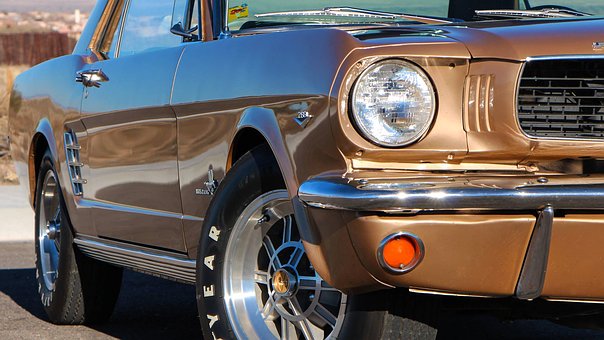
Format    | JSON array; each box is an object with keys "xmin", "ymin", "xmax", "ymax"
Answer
[{"xmin": 351, "ymin": 60, "xmax": 436, "ymax": 147}]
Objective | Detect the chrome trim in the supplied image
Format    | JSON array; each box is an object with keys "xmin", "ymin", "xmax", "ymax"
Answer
[
  {"xmin": 298, "ymin": 177, "xmax": 604, "ymax": 212},
  {"xmin": 377, "ymin": 232, "xmax": 424, "ymax": 274},
  {"xmin": 63, "ymin": 131, "xmax": 85, "ymax": 196},
  {"xmin": 409, "ymin": 288, "xmax": 496, "ymax": 298},
  {"xmin": 77, "ymin": 198, "xmax": 203, "ymax": 222},
  {"xmin": 525, "ymin": 55, "xmax": 604, "ymax": 62},
  {"xmin": 515, "ymin": 206, "xmax": 554, "ymax": 300},
  {"xmin": 113, "ymin": 0, "xmax": 131, "ymax": 58},
  {"xmin": 74, "ymin": 237, "xmax": 196, "ymax": 284},
  {"xmin": 544, "ymin": 298, "xmax": 604, "ymax": 304}
]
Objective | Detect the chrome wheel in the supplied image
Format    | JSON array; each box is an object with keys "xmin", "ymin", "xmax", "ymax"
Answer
[
  {"xmin": 223, "ymin": 190, "xmax": 347, "ymax": 339},
  {"xmin": 38, "ymin": 169, "xmax": 62, "ymax": 291}
]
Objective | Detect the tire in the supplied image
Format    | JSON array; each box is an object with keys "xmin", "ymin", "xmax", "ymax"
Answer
[
  {"xmin": 34, "ymin": 149, "xmax": 123, "ymax": 324},
  {"xmin": 196, "ymin": 144, "xmax": 440, "ymax": 339}
]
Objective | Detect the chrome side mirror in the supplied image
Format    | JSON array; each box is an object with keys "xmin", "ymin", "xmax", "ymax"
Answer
[{"xmin": 170, "ymin": 22, "xmax": 199, "ymax": 41}]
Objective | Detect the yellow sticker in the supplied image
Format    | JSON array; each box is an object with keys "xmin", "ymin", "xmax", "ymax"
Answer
[{"xmin": 228, "ymin": 4, "xmax": 249, "ymax": 22}]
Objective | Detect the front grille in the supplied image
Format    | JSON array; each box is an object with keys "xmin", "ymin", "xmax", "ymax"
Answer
[{"xmin": 517, "ymin": 58, "xmax": 604, "ymax": 139}]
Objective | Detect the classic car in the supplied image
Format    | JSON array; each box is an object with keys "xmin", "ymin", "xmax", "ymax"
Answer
[{"xmin": 8, "ymin": 0, "xmax": 604, "ymax": 338}]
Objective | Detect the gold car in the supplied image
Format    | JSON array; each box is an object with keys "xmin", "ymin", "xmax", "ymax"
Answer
[{"xmin": 8, "ymin": 0, "xmax": 604, "ymax": 338}]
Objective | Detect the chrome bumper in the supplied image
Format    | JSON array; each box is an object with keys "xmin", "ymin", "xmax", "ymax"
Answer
[{"xmin": 298, "ymin": 176, "xmax": 604, "ymax": 212}]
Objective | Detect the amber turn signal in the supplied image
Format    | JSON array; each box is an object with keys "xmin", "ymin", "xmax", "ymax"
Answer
[{"xmin": 377, "ymin": 233, "xmax": 424, "ymax": 274}]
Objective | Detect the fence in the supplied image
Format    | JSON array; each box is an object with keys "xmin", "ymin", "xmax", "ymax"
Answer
[{"xmin": 0, "ymin": 32, "xmax": 75, "ymax": 66}]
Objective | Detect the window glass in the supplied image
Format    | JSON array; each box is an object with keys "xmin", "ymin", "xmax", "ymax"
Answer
[
  {"xmin": 172, "ymin": 0, "xmax": 188, "ymax": 26},
  {"xmin": 523, "ymin": 0, "xmax": 604, "ymax": 14},
  {"xmin": 119, "ymin": 0, "xmax": 181, "ymax": 57},
  {"xmin": 189, "ymin": 0, "xmax": 199, "ymax": 32},
  {"xmin": 107, "ymin": 13, "xmax": 123, "ymax": 58},
  {"xmin": 227, "ymin": 0, "xmax": 451, "ymax": 30}
]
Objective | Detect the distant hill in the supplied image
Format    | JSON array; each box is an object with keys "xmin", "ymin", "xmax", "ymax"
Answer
[{"xmin": 0, "ymin": 0, "xmax": 95, "ymax": 13}]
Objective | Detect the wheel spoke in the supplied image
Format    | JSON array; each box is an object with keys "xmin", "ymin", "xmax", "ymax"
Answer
[
  {"xmin": 52, "ymin": 204, "xmax": 61, "ymax": 224},
  {"xmin": 254, "ymin": 270, "xmax": 270, "ymax": 285},
  {"xmin": 288, "ymin": 245, "xmax": 304, "ymax": 268},
  {"xmin": 298, "ymin": 276, "xmax": 318, "ymax": 290},
  {"xmin": 281, "ymin": 316, "xmax": 297, "ymax": 340},
  {"xmin": 288, "ymin": 299, "xmax": 314, "ymax": 340},
  {"xmin": 263, "ymin": 235, "xmax": 282, "ymax": 269},
  {"xmin": 54, "ymin": 234, "xmax": 61, "ymax": 250},
  {"xmin": 313, "ymin": 303, "xmax": 337, "ymax": 329},
  {"xmin": 319, "ymin": 281, "xmax": 339, "ymax": 292},
  {"xmin": 43, "ymin": 235, "xmax": 52, "ymax": 254},
  {"xmin": 261, "ymin": 292, "xmax": 279, "ymax": 321},
  {"xmin": 282, "ymin": 216, "xmax": 292, "ymax": 244},
  {"xmin": 49, "ymin": 245, "xmax": 59, "ymax": 271}
]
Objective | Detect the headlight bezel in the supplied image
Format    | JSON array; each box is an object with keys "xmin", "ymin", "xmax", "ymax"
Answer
[{"xmin": 349, "ymin": 59, "xmax": 437, "ymax": 148}]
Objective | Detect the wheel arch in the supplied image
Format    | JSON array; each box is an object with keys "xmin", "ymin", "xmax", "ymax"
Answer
[
  {"xmin": 28, "ymin": 118, "xmax": 59, "ymax": 207},
  {"xmin": 229, "ymin": 107, "xmax": 298, "ymax": 199}
]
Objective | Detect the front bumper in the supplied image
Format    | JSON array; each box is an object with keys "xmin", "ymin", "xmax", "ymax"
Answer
[
  {"xmin": 297, "ymin": 174, "xmax": 604, "ymax": 302},
  {"xmin": 299, "ymin": 175, "xmax": 604, "ymax": 212}
]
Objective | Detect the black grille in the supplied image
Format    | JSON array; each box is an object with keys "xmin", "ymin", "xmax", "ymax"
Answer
[{"xmin": 517, "ymin": 58, "xmax": 604, "ymax": 138}]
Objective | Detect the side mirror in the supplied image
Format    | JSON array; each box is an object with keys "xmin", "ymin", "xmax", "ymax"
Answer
[{"xmin": 170, "ymin": 22, "xmax": 199, "ymax": 41}]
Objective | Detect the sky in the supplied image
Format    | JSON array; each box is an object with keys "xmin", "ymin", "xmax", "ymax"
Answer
[
  {"xmin": 0, "ymin": 0, "xmax": 95, "ymax": 13},
  {"xmin": 0, "ymin": 0, "xmax": 601, "ymax": 15}
]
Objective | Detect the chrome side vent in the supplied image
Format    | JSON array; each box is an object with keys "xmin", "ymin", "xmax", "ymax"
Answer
[{"xmin": 64, "ymin": 131, "xmax": 86, "ymax": 196}]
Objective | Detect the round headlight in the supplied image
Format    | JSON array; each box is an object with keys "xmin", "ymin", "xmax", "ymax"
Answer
[{"xmin": 351, "ymin": 60, "xmax": 436, "ymax": 147}]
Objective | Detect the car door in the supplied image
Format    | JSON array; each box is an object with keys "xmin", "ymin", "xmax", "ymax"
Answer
[{"xmin": 78, "ymin": 0, "xmax": 189, "ymax": 251}]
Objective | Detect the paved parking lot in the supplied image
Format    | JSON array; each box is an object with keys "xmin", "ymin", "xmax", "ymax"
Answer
[
  {"xmin": 0, "ymin": 185, "xmax": 34, "ymax": 242},
  {"xmin": 1, "ymin": 185, "xmax": 604, "ymax": 339}
]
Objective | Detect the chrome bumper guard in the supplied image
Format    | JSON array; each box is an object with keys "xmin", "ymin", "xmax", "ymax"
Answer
[{"xmin": 298, "ymin": 177, "xmax": 604, "ymax": 213}]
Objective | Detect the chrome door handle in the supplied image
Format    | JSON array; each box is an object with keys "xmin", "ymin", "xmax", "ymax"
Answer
[{"xmin": 76, "ymin": 69, "xmax": 109, "ymax": 88}]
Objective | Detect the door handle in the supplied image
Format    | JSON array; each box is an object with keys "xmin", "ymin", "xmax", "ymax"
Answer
[{"xmin": 76, "ymin": 69, "xmax": 109, "ymax": 88}]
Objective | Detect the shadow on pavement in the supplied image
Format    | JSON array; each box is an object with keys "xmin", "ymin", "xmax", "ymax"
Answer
[
  {"xmin": 0, "ymin": 267, "xmax": 202, "ymax": 339},
  {"xmin": 0, "ymin": 267, "xmax": 47, "ymax": 319}
]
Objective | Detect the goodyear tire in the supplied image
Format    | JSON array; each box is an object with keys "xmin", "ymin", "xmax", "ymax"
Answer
[
  {"xmin": 34, "ymin": 149, "xmax": 123, "ymax": 324},
  {"xmin": 196, "ymin": 144, "xmax": 440, "ymax": 339}
]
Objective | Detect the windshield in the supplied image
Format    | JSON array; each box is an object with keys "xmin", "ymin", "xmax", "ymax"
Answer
[
  {"xmin": 520, "ymin": 0, "xmax": 604, "ymax": 14},
  {"xmin": 226, "ymin": 0, "xmax": 604, "ymax": 31}
]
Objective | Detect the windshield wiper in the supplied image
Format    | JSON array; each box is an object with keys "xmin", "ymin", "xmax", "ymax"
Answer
[
  {"xmin": 255, "ymin": 7, "xmax": 453, "ymax": 25},
  {"xmin": 475, "ymin": 8, "xmax": 590, "ymax": 19}
]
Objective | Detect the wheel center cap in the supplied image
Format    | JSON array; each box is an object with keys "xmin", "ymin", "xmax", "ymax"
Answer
[
  {"xmin": 272, "ymin": 268, "xmax": 297, "ymax": 297},
  {"xmin": 47, "ymin": 221, "xmax": 59, "ymax": 240}
]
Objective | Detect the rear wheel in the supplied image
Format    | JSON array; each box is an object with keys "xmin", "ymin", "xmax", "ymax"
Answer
[
  {"xmin": 34, "ymin": 149, "xmax": 123, "ymax": 324},
  {"xmin": 196, "ymin": 145, "xmax": 441, "ymax": 339}
]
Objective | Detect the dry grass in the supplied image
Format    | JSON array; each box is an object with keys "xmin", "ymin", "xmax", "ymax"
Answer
[{"xmin": 1, "ymin": 64, "xmax": 30, "ymax": 185}]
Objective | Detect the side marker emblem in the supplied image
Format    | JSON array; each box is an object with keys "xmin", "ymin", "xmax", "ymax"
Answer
[{"xmin": 196, "ymin": 168, "xmax": 220, "ymax": 196}]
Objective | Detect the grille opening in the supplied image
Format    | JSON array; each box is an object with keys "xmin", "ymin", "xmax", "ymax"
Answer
[{"xmin": 517, "ymin": 58, "xmax": 604, "ymax": 139}]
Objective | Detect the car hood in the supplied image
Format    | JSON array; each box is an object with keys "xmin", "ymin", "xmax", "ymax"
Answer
[{"xmin": 352, "ymin": 17, "xmax": 604, "ymax": 61}]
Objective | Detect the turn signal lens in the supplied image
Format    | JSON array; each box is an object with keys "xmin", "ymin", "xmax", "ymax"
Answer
[
  {"xmin": 378, "ymin": 233, "xmax": 424, "ymax": 274},
  {"xmin": 383, "ymin": 236, "xmax": 416, "ymax": 268}
]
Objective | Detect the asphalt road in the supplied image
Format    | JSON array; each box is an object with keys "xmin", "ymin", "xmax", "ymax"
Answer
[
  {"xmin": 2, "ymin": 185, "xmax": 604, "ymax": 339},
  {"xmin": 0, "ymin": 185, "xmax": 34, "ymax": 242}
]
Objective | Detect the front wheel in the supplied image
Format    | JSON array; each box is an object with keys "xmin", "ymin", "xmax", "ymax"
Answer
[{"xmin": 196, "ymin": 145, "xmax": 440, "ymax": 339}]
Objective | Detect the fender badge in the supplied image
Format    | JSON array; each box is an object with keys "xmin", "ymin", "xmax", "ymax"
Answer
[
  {"xmin": 294, "ymin": 110, "xmax": 313, "ymax": 128},
  {"xmin": 196, "ymin": 168, "xmax": 220, "ymax": 196},
  {"xmin": 594, "ymin": 42, "xmax": 604, "ymax": 51}
]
